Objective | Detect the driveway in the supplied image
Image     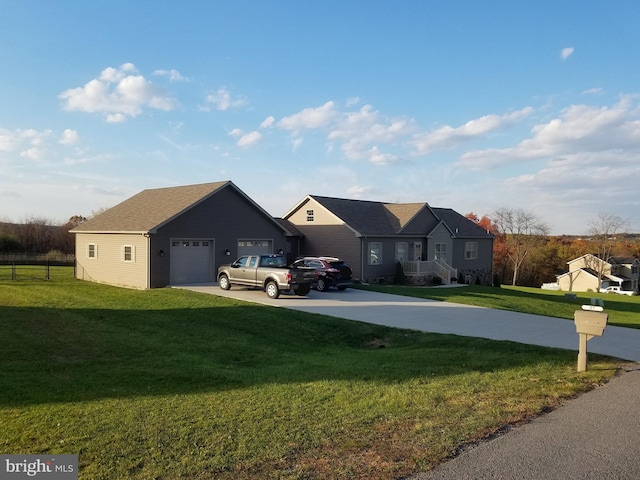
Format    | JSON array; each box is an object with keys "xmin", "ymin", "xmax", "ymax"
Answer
[{"xmin": 176, "ymin": 284, "xmax": 640, "ymax": 362}]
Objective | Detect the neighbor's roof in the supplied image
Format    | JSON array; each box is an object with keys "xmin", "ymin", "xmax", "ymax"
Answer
[{"xmin": 71, "ymin": 181, "xmax": 234, "ymax": 234}]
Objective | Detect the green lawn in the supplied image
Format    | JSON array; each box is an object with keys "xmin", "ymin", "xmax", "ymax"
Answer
[
  {"xmin": 359, "ymin": 284, "xmax": 640, "ymax": 329},
  {"xmin": 0, "ymin": 268, "xmax": 627, "ymax": 479}
]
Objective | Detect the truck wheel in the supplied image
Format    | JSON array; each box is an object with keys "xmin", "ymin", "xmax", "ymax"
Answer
[
  {"xmin": 316, "ymin": 278, "xmax": 327, "ymax": 292},
  {"xmin": 218, "ymin": 274, "xmax": 231, "ymax": 290},
  {"xmin": 266, "ymin": 281, "xmax": 280, "ymax": 299},
  {"xmin": 294, "ymin": 285, "xmax": 310, "ymax": 296}
]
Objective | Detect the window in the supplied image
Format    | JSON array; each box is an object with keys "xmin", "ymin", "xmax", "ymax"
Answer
[
  {"xmin": 87, "ymin": 243, "xmax": 97, "ymax": 259},
  {"xmin": 435, "ymin": 243, "xmax": 447, "ymax": 262},
  {"xmin": 192, "ymin": 241, "xmax": 200, "ymax": 247},
  {"xmin": 122, "ymin": 245, "xmax": 135, "ymax": 262},
  {"xmin": 395, "ymin": 242, "xmax": 408, "ymax": 262},
  {"xmin": 465, "ymin": 242, "xmax": 478, "ymax": 260},
  {"xmin": 369, "ymin": 242, "xmax": 383, "ymax": 265},
  {"xmin": 306, "ymin": 209, "xmax": 314, "ymax": 222},
  {"xmin": 632, "ymin": 264, "xmax": 638, "ymax": 275}
]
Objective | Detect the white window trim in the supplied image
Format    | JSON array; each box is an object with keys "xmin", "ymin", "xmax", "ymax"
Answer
[
  {"xmin": 87, "ymin": 243, "xmax": 98, "ymax": 259},
  {"xmin": 122, "ymin": 245, "xmax": 135, "ymax": 263}
]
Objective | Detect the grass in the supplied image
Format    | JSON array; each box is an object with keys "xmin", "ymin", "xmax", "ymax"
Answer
[
  {"xmin": 358, "ymin": 284, "xmax": 640, "ymax": 329},
  {"xmin": 0, "ymin": 268, "xmax": 628, "ymax": 479}
]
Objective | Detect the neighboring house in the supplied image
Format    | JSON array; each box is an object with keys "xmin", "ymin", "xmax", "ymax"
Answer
[
  {"xmin": 283, "ymin": 195, "xmax": 494, "ymax": 284},
  {"xmin": 557, "ymin": 254, "xmax": 640, "ymax": 293},
  {"xmin": 71, "ymin": 181, "xmax": 302, "ymax": 289}
]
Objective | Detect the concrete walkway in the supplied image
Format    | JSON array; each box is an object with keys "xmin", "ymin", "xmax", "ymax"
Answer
[{"xmin": 177, "ymin": 285, "xmax": 640, "ymax": 362}]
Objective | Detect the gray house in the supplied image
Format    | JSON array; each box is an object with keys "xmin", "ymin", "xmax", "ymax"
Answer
[
  {"xmin": 72, "ymin": 181, "xmax": 301, "ymax": 289},
  {"xmin": 283, "ymin": 195, "xmax": 494, "ymax": 284}
]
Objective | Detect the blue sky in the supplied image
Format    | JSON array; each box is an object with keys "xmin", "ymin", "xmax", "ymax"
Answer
[{"xmin": 1, "ymin": 1, "xmax": 639, "ymax": 234}]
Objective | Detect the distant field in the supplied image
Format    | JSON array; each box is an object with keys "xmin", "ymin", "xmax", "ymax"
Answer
[
  {"xmin": 359, "ymin": 284, "xmax": 640, "ymax": 329},
  {"xmin": 0, "ymin": 268, "xmax": 626, "ymax": 479}
]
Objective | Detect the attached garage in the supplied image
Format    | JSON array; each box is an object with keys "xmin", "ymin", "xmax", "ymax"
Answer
[{"xmin": 170, "ymin": 239, "xmax": 215, "ymax": 284}]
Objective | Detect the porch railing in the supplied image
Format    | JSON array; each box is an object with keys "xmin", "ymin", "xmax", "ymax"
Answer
[{"xmin": 401, "ymin": 260, "xmax": 457, "ymax": 284}]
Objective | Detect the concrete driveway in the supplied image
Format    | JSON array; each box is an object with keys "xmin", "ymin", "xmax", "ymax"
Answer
[{"xmin": 176, "ymin": 284, "xmax": 640, "ymax": 362}]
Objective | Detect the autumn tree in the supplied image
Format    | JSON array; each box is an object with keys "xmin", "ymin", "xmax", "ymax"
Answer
[{"xmin": 493, "ymin": 207, "xmax": 549, "ymax": 286}]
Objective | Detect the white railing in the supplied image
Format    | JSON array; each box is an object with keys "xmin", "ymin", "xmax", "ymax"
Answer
[{"xmin": 402, "ymin": 260, "xmax": 457, "ymax": 284}]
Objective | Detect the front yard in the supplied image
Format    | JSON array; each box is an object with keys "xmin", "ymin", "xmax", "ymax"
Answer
[{"xmin": 0, "ymin": 268, "xmax": 625, "ymax": 479}]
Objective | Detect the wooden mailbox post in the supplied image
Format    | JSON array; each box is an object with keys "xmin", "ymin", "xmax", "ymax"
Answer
[{"xmin": 574, "ymin": 302, "xmax": 608, "ymax": 372}]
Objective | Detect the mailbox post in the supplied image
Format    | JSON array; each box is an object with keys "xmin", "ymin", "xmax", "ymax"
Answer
[{"xmin": 573, "ymin": 300, "xmax": 608, "ymax": 372}]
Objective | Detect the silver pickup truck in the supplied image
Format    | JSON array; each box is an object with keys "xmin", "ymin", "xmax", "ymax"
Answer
[{"xmin": 217, "ymin": 254, "xmax": 316, "ymax": 298}]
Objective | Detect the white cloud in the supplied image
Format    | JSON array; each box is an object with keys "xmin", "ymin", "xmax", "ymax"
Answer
[
  {"xmin": 278, "ymin": 101, "xmax": 337, "ymax": 131},
  {"xmin": 328, "ymin": 104, "xmax": 413, "ymax": 164},
  {"xmin": 457, "ymin": 96, "xmax": 640, "ymax": 170},
  {"xmin": 153, "ymin": 69, "xmax": 190, "ymax": 82},
  {"xmin": 561, "ymin": 47, "xmax": 574, "ymax": 60},
  {"xmin": 411, "ymin": 107, "xmax": 533, "ymax": 156},
  {"xmin": 228, "ymin": 128, "xmax": 243, "ymax": 137},
  {"xmin": 59, "ymin": 129, "xmax": 79, "ymax": 145},
  {"xmin": 236, "ymin": 131, "xmax": 263, "ymax": 148},
  {"xmin": 58, "ymin": 63, "xmax": 179, "ymax": 121},
  {"xmin": 201, "ymin": 86, "xmax": 248, "ymax": 111},
  {"xmin": 260, "ymin": 116, "xmax": 275, "ymax": 129},
  {"xmin": 582, "ymin": 87, "xmax": 604, "ymax": 95},
  {"xmin": 346, "ymin": 185, "xmax": 376, "ymax": 197}
]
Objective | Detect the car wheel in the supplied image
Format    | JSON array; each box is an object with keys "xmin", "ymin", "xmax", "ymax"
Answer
[
  {"xmin": 294, "ymin": 285, "xmax": 311, "ymax": 296},
  {"xmin": 316, "ymin": 278, "xmax": 327, "ymax": 292},
  {"xmin": 266, "ymin": 281, "xmax": 280, "ymax": 299},
  {"xmin": 219, "ymin": 274, "xmax": 231, "ymax": 290}
]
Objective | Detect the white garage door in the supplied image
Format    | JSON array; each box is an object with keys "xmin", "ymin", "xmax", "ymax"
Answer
[
  {"xmin": 170, "ymin": 239, "xmax": 214, "ymax": 284},
  {"xmin": 237, "ymin": 240, "xmax": 273, "ymax": 256}
]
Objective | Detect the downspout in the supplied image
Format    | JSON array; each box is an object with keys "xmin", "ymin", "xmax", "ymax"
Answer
[
  {"xmin": 144, "ymin": 232, "xmax": 150, "ymax": 289},
  {"xmin": 361, "ymin": 236, "xmax": 366, "ymax": 282}
]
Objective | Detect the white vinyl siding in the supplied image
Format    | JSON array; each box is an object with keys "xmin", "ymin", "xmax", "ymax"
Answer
[{"xmin": 75, "ymin": 233, "xmax": 148, "ymax": 289}]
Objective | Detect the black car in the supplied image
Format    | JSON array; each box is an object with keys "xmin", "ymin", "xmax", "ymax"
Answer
[{"xmin": 291, "ymin": 256, "xmax": 353, "ymax": 292}]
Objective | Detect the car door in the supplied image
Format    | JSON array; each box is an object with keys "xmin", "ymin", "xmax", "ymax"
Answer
[{"xmin": 229, "ymin": 256, "xmax": 253, "ymax": 285}]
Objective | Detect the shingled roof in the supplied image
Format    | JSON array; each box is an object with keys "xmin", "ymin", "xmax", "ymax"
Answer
[
  {"xmin": 307, "ymin": 195, "xmax": 493, "ymax": 238},
  {"xmin": 71, "ymin": 181, "xmax": 235, "ymax": 233}
]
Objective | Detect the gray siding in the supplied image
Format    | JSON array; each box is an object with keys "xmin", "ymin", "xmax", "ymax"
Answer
[
  {"xmin": 150, "ymin": 186, "xmax": 287, "ymax": 288},
  {"xmin": 296, "ymin": 224, "xmax": 362, "ymax": 280}
]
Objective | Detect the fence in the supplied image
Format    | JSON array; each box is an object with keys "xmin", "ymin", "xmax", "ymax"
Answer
[{"xmin": 0, "ymin": 254, "xmax": 75, "ymax": 280}]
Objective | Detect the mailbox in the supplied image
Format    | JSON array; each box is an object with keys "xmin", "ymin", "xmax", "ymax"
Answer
[{"xmin": 574, "ymin": 310, "xmax": 608, "ymax": 337}]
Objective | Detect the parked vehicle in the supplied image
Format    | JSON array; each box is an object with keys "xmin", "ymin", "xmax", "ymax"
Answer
[
  {"xmin": 217, "ymin": 254, "xmax": 316, "ymax": 299},
  {"xmin": 291, "ymin": 256, "xmax": 353, "ymax": 292},
  {"xmin": 599, "ymin": 286, "xmax": 635, "ymax": 296}
]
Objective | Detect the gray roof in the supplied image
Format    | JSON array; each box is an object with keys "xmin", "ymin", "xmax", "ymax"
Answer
[
  {"xmin": 71, "ymin": 181, "xmax": 233, "ymax": 233},
  {"xmin": 309, "ymin": 195, "xmax": 493, "ymax": 238},
  {"xmin": 431, "ymin": 208, "xmax": 495, "ymax": 238}
]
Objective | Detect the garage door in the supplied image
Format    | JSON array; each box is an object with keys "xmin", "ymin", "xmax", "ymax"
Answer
[
  {"xmin": 237, "ymin": 240, "xmax": 273, "ymax": 256},
  {"xmin": 170, "ymin": 239, "xmax": 214, "ymax": 284}
]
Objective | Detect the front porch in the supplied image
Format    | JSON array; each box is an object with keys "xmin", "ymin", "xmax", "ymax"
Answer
[{"xmin": 402, "ymin": 260, "xmax": 458, "ymax": 284}]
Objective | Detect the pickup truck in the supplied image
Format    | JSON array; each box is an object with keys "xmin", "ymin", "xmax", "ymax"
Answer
[
  {"xmin": 599, "ymin": 286, "xmax": 635, "ymax": 296},
  {"xmin": 217, "ymin": 254, "xmax": 316, "ymax": 299}
]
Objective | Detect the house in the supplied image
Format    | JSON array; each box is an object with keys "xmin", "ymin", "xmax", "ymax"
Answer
[
  {"xmin": 71, "ymin": 181, "xmax": 302, "ymax": 289},
  {"xmin": 283, "ymin": 195, "xmax": 494, "ymax": 284},
  {"xmin": 557, "ymin": 254, "xmax": 640, "ymax": 293}
]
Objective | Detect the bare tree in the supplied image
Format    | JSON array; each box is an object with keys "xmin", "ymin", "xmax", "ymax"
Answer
[
  {"xmin": 493, "ymin": 208, "xmax": 549, "ymax": 286},
  {"xmin": 587, "ymin": 213, "xmax": 626, "ymax": 287}
]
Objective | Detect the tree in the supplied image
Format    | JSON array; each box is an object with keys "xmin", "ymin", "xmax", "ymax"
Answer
[
  {"xmin": 587, "ymin": 213, "xmax": 626, "ymax": 287},
  {"xmin": 493, "ymin": 208, "xmax": 549, "ymax": 286}
]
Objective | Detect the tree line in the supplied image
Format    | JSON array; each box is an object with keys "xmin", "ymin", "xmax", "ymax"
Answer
[
  {"xmin": 466, "ymin": 210, "xmax": 638, "ymax": 287},
  {"xmin": 0, "ymin": 215, "xmax": 87, "ymax": 257}
]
